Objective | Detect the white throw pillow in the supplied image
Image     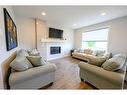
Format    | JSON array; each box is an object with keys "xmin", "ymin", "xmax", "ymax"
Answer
[
  {"xmin": 103, "ymin": 52, "xmax": 112, "ymax": 60},
  {"xmin": 74, "ymin": 49, "xmax": 84, "ymax": 53},
  {"xmin": 84, "ymin": 49, "xmax": 93, "ymax": 54},
  {"xmin": 73, "ymin": 49, "xmax": 78, "ymax": 53},
  {"xmin": 28, "ymin": 49, "xmax": 40, "ymax": 56},
  {"xmin": 26, "ymin": 56, "xmax": 47, "ymax": 66},
  {"xmin": 92, "ymin": 51, "xmax": 97, "ymax": 56},
  {"xmin": 10, "ymin": 56, "xmax": 33, "ymax": 71},
  {"xmin": 102, "ymin": 55, "xmax": 126, "ymax": 71}
]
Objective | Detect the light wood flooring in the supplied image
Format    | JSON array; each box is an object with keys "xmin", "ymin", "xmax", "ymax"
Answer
[{"xmin": 45, "ymin": 57, "xmax": 94, "ymax": 89}]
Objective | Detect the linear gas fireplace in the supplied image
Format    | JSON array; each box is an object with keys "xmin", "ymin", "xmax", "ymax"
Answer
[{"xmin": 50, "ymin": 46, "xmax": 61, "ymax": 54}]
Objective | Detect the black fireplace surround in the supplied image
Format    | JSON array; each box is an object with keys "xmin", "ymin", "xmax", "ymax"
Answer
[{"xmin": 50, "ymin": 46, "xmax": 61, "ymax": 54}]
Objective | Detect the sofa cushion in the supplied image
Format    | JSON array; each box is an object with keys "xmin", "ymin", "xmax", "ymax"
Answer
[
  {"xmin": 114, "ymin": 54, "xmax": 126, "ymax": 59},
  {"xmin": 102, "ymin": 54, "xmax": 126, "ymax": 71},
  {"xmin": 26, "ymin": 56, "xmax": 46, "ymax": 66},
  {"xmin": 10, "ymin": 56, "xmax": 33, "ymax": 71}
]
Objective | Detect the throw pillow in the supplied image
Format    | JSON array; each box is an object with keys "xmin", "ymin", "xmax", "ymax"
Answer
[
  {"xmin": 88, "ymin": 56, "xmax": 106, "ymax": 66},
  {"xmin": 79, "ymin": 49, "xmax": 84, "ymax": 53},
  {"xmin": 96, "ymin": 50, "xmax": 105, "ymax": 57},
  {"xmin": 92, "ymin": 51, "xmax": 97, "ymax": 56},
  {"xmin": 103, "ymin": 52, "xmax": 112, "ymax": 60},
  {"xmin": 26, "ymin": 56, "xmax": 47, "ymax": 66},
  {"xmin": 102, "ymin": 55, "xmax": 126, "ymax": 71},
  {"xmin": 73, "ymin": 49, "xmax": 79, "ymax": 53},
  {"xmin": 10, "ymin": 56, "xmax": 33, "ymax": 71},
  {"xmin": 84, "ymin": 49, "xmax": 93, "ymax": 54},
  {"xmin": 114, "ymin": 53, "xmax": 126, "ymax": 59},
  {"xmin": 74, "ymin": 49, "xmax": 83, "ymax": 53},
  {"xmin": 28, "ymin": 49, "xmax": 40, "ymax": 56}
]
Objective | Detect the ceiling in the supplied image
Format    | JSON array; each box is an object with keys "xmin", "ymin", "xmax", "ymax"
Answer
[{"xmin": 13, "ymin": 6, "xmax": 127, "ymax": 29}]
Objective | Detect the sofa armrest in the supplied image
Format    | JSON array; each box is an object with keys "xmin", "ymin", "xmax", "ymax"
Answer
[
  {"xmin": 9, "ymin": 63, "xmax": 57, "ymax": 86},
  {"xmin": 79, "ymin": 62, "xmax": 124, "ymax": 85}
]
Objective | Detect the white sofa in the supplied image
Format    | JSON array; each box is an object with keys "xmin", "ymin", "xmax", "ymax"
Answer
[
  {"xmin": 79, "ymin": 54, "xmax": 127, "ymax": 89},
  {"xmin": 9, "ymin": 49, "xmax": 57, "ymax": 89},
  {"xmin": 72, "ymin": 49, "xmax": 106, "ymax": 60},
  {"xmin": 72, "ymin": 49, "xmax": 111, "ymax": 66},
  {"xmin": 9, "ymin": 63, "xmax": 56, "ymax": 89}
]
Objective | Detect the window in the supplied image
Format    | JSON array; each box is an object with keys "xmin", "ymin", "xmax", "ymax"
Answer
[{"xmin": 82, "ymin": 28, "xmax": 109, "ymax": 50}]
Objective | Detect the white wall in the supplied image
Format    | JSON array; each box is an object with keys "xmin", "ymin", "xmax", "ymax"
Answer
[
  {"xmin": 46, "ymin": 28, "xmax": 74, "ymax": 60},
  {"xmin": 62, "ymin": 28, "xmax": 74, "ymax": 56},
  {"xmin": 12, "ymin": 17, "xmax": 74, "ymax": 61},
  {"xmin": 15, "ymin": 15, "xmax": 36, "ymax": 50},
  {"xmin": 36, "ymin": 19, "xmax": 48, "ymax": 59},
  {"xmin": 36, "ymin": 19, "xmax": 74, "ymax": 60},
  {"xmin": 0, "ymin": 6, "xmax": 18, "ymax": 89},
  {"xmin": 0, "ymin": 7, "xmax": 36, "ymax": 89},
  {"xmin": 74, "ymin": 16, "xmax": 127, "ymax": 55},
  {"xmin": 0, "ymin": 6, "xmax": 74, "ymax": 89}
]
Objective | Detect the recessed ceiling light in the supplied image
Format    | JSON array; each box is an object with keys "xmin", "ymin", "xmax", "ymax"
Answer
[
  {"xmin": 101, "ymin": 12, "xmax": 106, "ymax": 16},
  {"xmin": 73, "ymin": 24, "xmax": 77, "ymax": 26},
  {"xmin": 41, "ymin": 12, "xmax": 46, "ymax": 16}
]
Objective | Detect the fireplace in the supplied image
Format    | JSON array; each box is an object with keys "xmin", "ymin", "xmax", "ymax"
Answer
[{"xmin": 50, "ymin": 46, "xmax": 61, "ymax": 54}]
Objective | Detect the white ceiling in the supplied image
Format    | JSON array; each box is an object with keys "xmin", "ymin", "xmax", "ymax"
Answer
[{"xmin": 13, "ymin": 6, "xmax": 127, "ymax": 29}]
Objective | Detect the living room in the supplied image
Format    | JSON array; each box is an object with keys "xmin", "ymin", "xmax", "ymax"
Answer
[{"xmin": 0, "ymin": 5, "xmax": 127, "ymax": 91}]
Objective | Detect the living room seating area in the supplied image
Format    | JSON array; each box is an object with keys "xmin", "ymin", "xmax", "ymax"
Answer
[
  {"xmin": 0, "ymin": 6, "xmax": 127, "ymax": 90},
  {"xmin": 6, "ymin": 48, "xmax": 127, "ymax": 89}
]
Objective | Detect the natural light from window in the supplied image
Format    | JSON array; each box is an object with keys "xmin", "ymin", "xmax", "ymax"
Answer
[{"xmin": 82, "ymin": 28, "xmax": 109, "ymax": 50}]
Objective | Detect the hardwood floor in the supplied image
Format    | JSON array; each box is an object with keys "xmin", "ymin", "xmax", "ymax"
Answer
[{"xmin": 45, "ymin": 57, "xmax": 94, "ymax": 89}]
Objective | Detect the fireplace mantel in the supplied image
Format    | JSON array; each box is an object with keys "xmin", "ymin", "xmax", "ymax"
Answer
[{"xmin": 41, "ymin": 38, "xmax": 65, "ymax": 43}]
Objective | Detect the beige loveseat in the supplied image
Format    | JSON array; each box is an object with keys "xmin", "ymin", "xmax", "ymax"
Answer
[{"xmin": 79, "ymin": 54, "xmax": 127, "ymax": 89}]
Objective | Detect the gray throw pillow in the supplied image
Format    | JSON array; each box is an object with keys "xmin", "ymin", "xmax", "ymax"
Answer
[
  {"xmin": 10, "ymin": 56, "xmax": 33, "ymax": 71},
  {"xmin": 89, "ymin": 56, "xmax": 106, "ymax": 66},
  {"xmin": 96, "ymin": 50, "xmax": 105, "ymax": 56},
  {"xmin": 102, "ymin": 56, "xmax": 126, "ymax": 71},
  {"xmin": 26, "ymin": 56, "xmax": 47, "ymax": 66}
]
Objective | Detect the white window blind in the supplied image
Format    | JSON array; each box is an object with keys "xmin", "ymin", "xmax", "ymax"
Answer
[
  {"xmin": 82, "ymin": 28, "xmax": 109, "ymax": 50},
  {"xmin": 82, "ymin": 28, "xmax": 108, "ymax": 41}
]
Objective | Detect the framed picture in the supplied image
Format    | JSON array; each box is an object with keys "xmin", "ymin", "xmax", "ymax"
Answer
[{"xmin": 3, "ymin": 8, "xmax": 18, "ymax": 51}]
